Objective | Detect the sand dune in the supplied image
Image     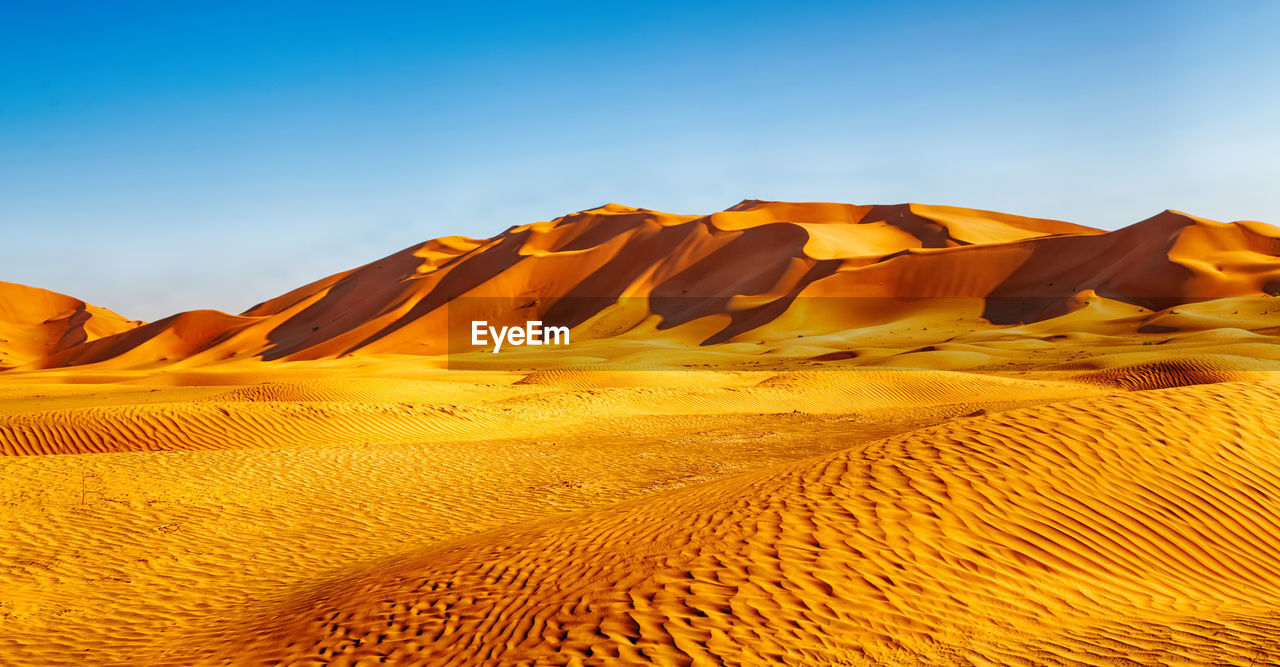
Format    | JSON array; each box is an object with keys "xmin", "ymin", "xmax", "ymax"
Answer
[
  {"xmin": 23, "ymin": 200, "xmax": 1280, "ymax": 370},
  {"xmin": 0, "ymin": 282, "xmax": 139, "ymax": 370},
  {"xmin": 3, "ymin": 358, "xmax": 1278, "ymax": 663},
  {"xmin": 1069, "ymin": 354, "xmax": 1280, "ymax": 390},
  {"xmin": 203, "ymin": 380, "xmax": 1280, "ymax": 665},
  {"xmin": 4, "ymin": 200, "xmax": 1280, "ymax": 665},
  {"xmin": 0, "ymin": 365, "xmax": 1115, "ymax": 665}
]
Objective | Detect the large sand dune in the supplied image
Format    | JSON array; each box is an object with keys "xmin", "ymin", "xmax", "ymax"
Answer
[
  {"xmin": 23, "ymin": 201, "xmax": 1280, "ymax": 370},
  {"xmin": 0, "ymin": 282, "xmax": 139, "ymax": 370},
  {"xmin": 3, "ymin": 200, "xmax": 1280, "ymax": 664},
  {"xmin": 209, "ymin": 380, "xmax": 1280, "ymax": 665}
]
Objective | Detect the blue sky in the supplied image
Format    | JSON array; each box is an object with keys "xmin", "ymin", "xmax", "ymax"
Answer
[{"xmin": 3, "ymin": 1, "xmax": 1278, "ymax": 320}]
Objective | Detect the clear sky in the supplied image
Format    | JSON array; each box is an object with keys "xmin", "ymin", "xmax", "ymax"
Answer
[{"xmin": 3, "ymin": 1, "xmax": 1279, "ymax": 321}]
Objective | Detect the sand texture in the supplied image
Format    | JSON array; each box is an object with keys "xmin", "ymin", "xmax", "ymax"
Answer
[{"xmin": 3, "ymin": 201, "xmax": 1280, "ymax": 665}]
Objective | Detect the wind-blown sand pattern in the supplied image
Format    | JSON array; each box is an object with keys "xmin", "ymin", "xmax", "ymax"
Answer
[
  {"xmin": 212, "ymin": 382, "xmax": 1280, "ymax": 666},
  {"xmin": 3, "ymin": 201, "xmax": 1280, "ymax": 664}
]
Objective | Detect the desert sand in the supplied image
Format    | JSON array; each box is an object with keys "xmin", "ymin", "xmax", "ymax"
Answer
[{"xmin": 3, "ymin": 201, "xmax": 1280, "ymax": 665}]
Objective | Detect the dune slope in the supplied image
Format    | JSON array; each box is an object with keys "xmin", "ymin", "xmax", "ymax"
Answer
[
  {"xmin": 0, "ymin": 365, "xmax": 1111, "ymax": 665},
  {"xmin": 16, "ymin": 201, "xmax": 1105, "ymax": 368},
  {"xmin": 213, "ymin": 379, "xmax": 1280, "ymax": 665},
  {"xmin": 0, "ymin": 282, "xmax": 139, "ymax": 370},
  {"xmin": 20, "ymin": 201, "xmax": 1280, "ymax": 371}
]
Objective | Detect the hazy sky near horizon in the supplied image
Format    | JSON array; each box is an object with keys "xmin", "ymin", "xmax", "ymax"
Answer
[{"xmin": 3, "ymin": 1, "xmax": 1279, "ymax": 320}]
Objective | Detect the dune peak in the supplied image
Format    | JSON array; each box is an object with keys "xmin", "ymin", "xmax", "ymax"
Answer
[{"xmin": 2, "ymin": 200, "xmax": 1277, "ymax": 370}]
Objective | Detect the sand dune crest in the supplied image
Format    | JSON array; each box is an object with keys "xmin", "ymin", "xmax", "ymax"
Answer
[{"xmin": 203, "ymin": 380, "xmax": 1280, "ymax": 665}]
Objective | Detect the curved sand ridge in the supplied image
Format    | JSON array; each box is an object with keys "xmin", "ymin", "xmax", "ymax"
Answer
[
  {"xmin": 39, "ymin": 200, "xmax": 1086, "ymax": 367},
  {"xmin": 211, "ymin": 379, "xmax": 1280, "ymax": 665},
  {"xmin": 1070, "ymin": 354, "xmax": 1280, "ymax": 391},
  {"xmin": 28, "ymin": 201, "xmax": 1280, "ymax": 370},
  {"xmin": 0, "ymin": 364, "xmax": 1112, "ymax": 665},
  {"xmin": 0, "ymin": 281, "xmax": 139, "ymax": 370}
]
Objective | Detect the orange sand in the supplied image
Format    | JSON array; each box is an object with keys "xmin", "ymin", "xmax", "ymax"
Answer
[
  {"xmin": 2, "ymin": 201, "xmax": 1280, "ymax": 664},
  {"xmin": 0, "ymin": 281, "xmax": 139, "ymax": 370}
]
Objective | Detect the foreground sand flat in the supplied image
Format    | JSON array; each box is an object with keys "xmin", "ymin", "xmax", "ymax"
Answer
[{"xmin": 0, "ymin": 349, "xmax": 1277, "ymax": 665}]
